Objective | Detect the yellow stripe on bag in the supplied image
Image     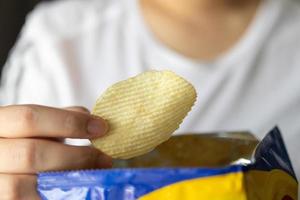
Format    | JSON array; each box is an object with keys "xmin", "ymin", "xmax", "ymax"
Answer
[{"xmin": 139, "ymin": 172, "xmax": 247, "ymax": 200}]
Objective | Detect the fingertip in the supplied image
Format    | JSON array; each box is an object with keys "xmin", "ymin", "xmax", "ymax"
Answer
[{"xmin": 87, "ymin": 117, "xmax": 109, "ymax": 137}]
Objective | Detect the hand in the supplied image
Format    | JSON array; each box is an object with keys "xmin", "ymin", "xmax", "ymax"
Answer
[{"xmin": 0, "ymin": 104, "xmax": 111, "ymax": 200}]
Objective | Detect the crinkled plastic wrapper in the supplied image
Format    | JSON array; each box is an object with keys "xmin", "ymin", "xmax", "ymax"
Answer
[{"xmin": 37, "ymin": 127, "xmax": 298, "ymax": 200}]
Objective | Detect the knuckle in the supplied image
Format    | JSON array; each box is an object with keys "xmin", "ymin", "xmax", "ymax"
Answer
[
  {"xmin": 4, "ymin": 176, "xmax": 23, "ymax": 200},
  {"xmin": 18, "ymin": 140, "xmax": 37, "ymax": 172},
  {"xmin": 64, "ymin": 113, "xmax": 82, "ymax": 136},
  {"xmin": 17, "ymin": 105, "xmax": 37, "ymax": 132}
]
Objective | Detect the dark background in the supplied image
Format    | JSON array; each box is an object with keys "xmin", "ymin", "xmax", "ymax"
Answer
[{"xmin": 0, "ymin": 0, "xmax": 51, "ymax": 76}]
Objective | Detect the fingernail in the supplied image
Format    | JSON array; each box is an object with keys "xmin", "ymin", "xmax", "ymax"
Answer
[{"xmin": 87, "ymin": 117, "xmax": 108, "ymax": 136}]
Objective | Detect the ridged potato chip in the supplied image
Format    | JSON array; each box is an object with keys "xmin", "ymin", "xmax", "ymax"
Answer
[{"xmin": 91, "ymin": 70, "xmax": 197, "ymax": 159}]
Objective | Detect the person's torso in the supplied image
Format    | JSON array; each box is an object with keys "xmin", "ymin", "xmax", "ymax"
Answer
[{"xmin": 6, "ymin": 0, "xmax": 300, "ymax": 176}]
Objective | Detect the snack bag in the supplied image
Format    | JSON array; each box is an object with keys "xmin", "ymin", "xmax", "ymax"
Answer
[{"xmin": 37, "ymin": 127, "xmax": 298, "ymax": 200}]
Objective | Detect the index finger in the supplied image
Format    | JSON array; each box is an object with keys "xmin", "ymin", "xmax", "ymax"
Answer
[{"xmin": 0, "ymin": 104, "xmax": 108, "ymax": 139}]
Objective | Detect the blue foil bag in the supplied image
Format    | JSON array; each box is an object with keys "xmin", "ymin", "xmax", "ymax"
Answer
[{"xmin": 37, "ymin": 127, "xmax": 298, "ymax": 200}]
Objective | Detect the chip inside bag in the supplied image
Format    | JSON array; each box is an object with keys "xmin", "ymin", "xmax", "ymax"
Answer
[{"xmin": 37, "ymin": 127, "xmax": 298, "ymax": 200}]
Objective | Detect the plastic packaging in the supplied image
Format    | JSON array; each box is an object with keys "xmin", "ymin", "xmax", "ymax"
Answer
[{"xmin": 37, "ymin": 127, "xmax": 298, "ymax": 200}]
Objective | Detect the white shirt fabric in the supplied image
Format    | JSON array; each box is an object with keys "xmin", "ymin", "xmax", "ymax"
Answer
[{"xmin": 1, "ymin": 0, "xmax": 300, "ymax": 178}]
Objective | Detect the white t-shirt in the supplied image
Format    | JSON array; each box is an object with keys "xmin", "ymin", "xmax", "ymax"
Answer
[{"xmin": 1, "ymin": 0, "xmax": 300, "ymax": 178}]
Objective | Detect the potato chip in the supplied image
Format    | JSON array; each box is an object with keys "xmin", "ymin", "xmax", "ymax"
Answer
[{"xmin": 91, "ymin": 70, "xmax": 197, "ymax": 159}]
